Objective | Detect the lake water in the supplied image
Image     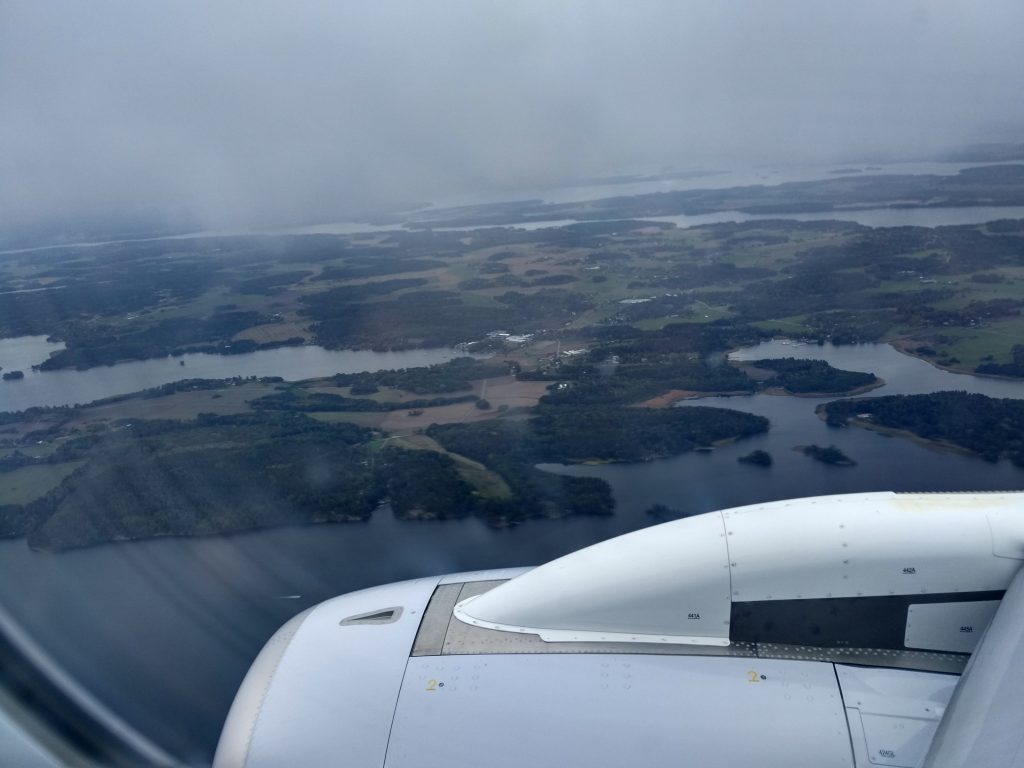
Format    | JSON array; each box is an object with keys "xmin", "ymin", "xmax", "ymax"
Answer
[
  {"xmin": 0, "ymin": 336, "xmax": 474, "ymax": 411},
  {"xmin": 1, "ymin": 341, "xmax": 1023, "ymax": 762}
]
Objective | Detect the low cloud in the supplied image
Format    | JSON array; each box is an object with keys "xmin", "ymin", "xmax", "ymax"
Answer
[{"xmin": 2, "ymin": 0, "xmax": 1023, "ymax": 233}]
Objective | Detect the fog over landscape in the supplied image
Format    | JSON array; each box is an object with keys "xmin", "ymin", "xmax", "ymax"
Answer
[{"xmin": 2, "ymin": 0, "xmax": 1023, "ymax": 236}]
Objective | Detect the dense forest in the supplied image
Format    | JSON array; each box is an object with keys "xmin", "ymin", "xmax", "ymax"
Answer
[
  {"xmin": 529, "ymin": 405, "xmax": 768, "ymax": 461},
  {"xmin": 975, "ymin": 344, "xmax": 1024, "ymax": 377},
  {"xmin": 250, "ymin": 389, "xmax": 479, "ymax": 413},
  {"xmin": 422, "ymin": 404, "xmax": 766, "ymax": 526},
  {"xmin": 822, "ymin": 391, "xmax": 1024, "ymax": 465},
  {"xmin": 0, "ymin": 411, "xmax": 553, "ymax": 548},
  {"xmin": 534, "ymin": 358, "xmax": 756, "ymax": 405},
  {"xmin": 750, "ymin": 357, "xmax": 878, "ymax": 394},
  {"xmin": 8, "ymin": 414, "xmax": 383, "ymax": 550},
  {"xmin": 331, "ymin": 357, "xmax": 508, "ymax": 394},
  {"xmin": 37, "ymin": 310, "xmax": 278, "ymax": 370},
  {"xmin": 738, "ymin": 449, "xmax": 773, "ymax": 466},
  {"xmin": 429, "ymin": 405, "xmax": 767, "ymax": 465},
  {"xmin": 386, "ymin": 433, "xmax": 613, "ymax": 528},
  {"xmin": 382, "ymin": 447, "xmax": 478, "ymax": 521}
]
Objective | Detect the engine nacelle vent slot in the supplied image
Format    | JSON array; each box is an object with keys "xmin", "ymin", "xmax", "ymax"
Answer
[{"xmin": 339, "ymin": 607, "xmax": 403, "ymax": 626}]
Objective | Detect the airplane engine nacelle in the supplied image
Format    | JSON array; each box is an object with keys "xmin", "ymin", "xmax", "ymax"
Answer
[
  {"xmin": 455, "ymin": 492, "xmax": 1024, "ymax": 653},
  {"xmin": 216, "ymin": 491, "xmax": 1024, "ymax": 768}
]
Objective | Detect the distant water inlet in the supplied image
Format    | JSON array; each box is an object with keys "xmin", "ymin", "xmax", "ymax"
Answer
[
  {"xmin": 640, "ymin": 205, "xmax": 1024, "ymax": 231},
  {"xmin": 727, "ymin": 340, "xmax": 1024, "ymax": 399},
  {"xmin": 0, "ymin": 335, "xmax": 476, "ymax": 410}
]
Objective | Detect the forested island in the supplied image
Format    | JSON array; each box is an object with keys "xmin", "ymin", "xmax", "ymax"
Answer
[
  {"xmin": 821, "ymin": 391, "xmax": 1024, "ymax": 465},
  {"xmin": 738, "ymin": 449, "xmax": 773, "ymax": 466},
  {"xmin": 797, "ymin": 444, "xmax": 857, "ymax": 466},
  {"xmin": 747, "ymin": 358, "xmax": 880, "ymax": 395}
]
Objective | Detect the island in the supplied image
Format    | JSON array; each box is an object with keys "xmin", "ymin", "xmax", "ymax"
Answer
[
  {"xmin": 820, "ymin": 391, "xmax": 1024, "ymax": 466},
  {"xmin": 796, "ymin": 444, "xmax": 857, "ymax": 466},
  {"xmin": 738, "ymin": 449, "xmax": 773, "ymax": 466},
  {"xmin": 743, "ymin": 358, "xmax": 881, "ymax": 396}
]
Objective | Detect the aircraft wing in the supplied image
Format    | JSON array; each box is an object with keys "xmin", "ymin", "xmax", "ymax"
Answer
[{"xmin": 923, "ymin": 560, "xmax": 1024, "ymax": 767}]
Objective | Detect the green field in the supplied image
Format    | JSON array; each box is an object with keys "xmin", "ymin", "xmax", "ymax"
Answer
[
  {"xmin": 0, "ymin": 462, "xmax": 85, "ymax": 505},
  {"xmin": 390, "ymin": 433, "xmax": 513, "ymax": 500}
]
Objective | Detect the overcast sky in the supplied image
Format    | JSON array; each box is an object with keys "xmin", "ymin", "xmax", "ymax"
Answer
[{"xmin": 2, "ymin": 1, "xmax": 1023, "ymax": 233}]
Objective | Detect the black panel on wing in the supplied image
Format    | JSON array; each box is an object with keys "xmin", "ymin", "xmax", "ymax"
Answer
[{"xmin": 730, "ymin": 591, "xmax": 1003, "ymax": 649}]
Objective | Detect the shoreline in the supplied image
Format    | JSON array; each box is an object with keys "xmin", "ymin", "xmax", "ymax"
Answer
[
  {"xmin": 813, "ymin": 405, "xmax": 977, "ymax": 458},
  {"xmin": 636, "ymin": 375, "xmax": 886, "ymax": 408},
  {"xmin": 734, "ymin": 336, "xmax": 1024, "ymax": 385},
  {"xmin": 888, "ymin": 337, "xmax": 1024, "ymax": 382},
  {"xmin": 19, "ymin": 510, "xmax": 380, "ymax": 554},
  {"xmin": 757, "ymin": 376, "xmax": 886, "ymax": 398}
]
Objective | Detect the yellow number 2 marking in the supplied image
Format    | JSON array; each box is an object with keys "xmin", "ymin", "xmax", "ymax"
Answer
[
  {"xmin": 747, "ymin": 670, "xmax": 761, "ymax": 683},
  {"xmin": 425, "ymin": 678, "xmax": 438, "ymax": 691}
]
